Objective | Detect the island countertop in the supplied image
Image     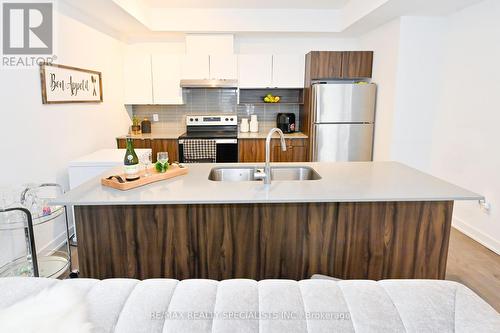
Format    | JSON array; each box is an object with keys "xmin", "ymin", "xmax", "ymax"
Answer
[{"xmin": 54, "ymin": 161, "xmax": 482, "ymax": 206}]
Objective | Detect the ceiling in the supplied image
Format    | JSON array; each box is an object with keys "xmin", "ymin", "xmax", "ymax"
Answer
[
  {"xmin": 60, "ymin": 0, "xmax": 485, "ymax": 41},
  {"xmin": 144, "ymin": 0, "xmax": 350, "ymax": 9}
]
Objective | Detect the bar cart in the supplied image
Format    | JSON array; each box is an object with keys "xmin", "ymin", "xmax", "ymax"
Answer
[{"xmin": 0, "ymin": 184, "xmax": 75, "ymax": 278}]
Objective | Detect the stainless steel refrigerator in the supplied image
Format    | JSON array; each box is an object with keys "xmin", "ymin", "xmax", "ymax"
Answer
[{"xmin": 311, "ymin": 82, "xmax": 377, "ymax": 161}]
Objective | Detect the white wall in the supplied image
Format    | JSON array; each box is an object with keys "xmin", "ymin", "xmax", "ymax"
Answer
[
  {"xmin": 391, "ymin": 17, "xmax": 447, "ymax": 170},
  {"xmin": 429, "ymin": 0, "xmax": 500, "ymax": 253},
  {"xmin": 361, "ymin": 1, "xmax": 500, "ymax": 253},
  {"xmin": 360, "ymin": 18, "xmax": 401, "ymax": 160},
  {"xmin": 0, "ymin": 7, "xmax": 130, "ymax": 189},
  {"xmin": 0, "ymin": 5, "xmax": 130, "ymax": 268}
]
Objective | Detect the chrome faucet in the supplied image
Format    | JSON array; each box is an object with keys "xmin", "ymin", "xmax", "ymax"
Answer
[{"xmin": 254, "ymin": 128, "xmax": 287, "ymax": 184}]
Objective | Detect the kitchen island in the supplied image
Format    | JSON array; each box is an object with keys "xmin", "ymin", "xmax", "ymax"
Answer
[{"xmin": 55, "ymin": 162, "xmax": 482, "ymax": 281}]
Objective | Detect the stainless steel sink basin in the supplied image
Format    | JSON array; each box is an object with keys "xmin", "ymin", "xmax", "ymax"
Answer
[{"xmin": 208, "ymin": 166, "xmax": 322, "ymax": 182}]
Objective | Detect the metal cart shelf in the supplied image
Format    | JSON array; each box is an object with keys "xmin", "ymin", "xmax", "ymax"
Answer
[{"xmin": 0, "ymin": 184, "xmax": 75, "ymax": 278}]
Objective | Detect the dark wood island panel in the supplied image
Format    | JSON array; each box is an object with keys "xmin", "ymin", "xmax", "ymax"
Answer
[{"xmin": 75, "ymin": 201, "xmax": 453, "ymax": 280}]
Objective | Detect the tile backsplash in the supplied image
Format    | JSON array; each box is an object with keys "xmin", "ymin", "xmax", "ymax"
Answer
[{"xmin": 132, "ymin": 88, "xmax": 300, "ymax": 133}]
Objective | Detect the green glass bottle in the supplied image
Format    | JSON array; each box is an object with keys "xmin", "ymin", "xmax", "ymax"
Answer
[{"xmin": 124, "ymin": 138, "xmax": 140, "ymax": 181}]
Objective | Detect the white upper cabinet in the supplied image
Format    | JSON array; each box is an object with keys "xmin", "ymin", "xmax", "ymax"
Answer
[
  {"xmin": 151, "ymin": 54, "xmax": 183, "ymax": 105},
  {"xmin": 209, "ymin": 54, "xmax": 237, "ymax": 80},
  {"xmin": 181, "ymin": 54, "xmax": 210, "ymax": 80},
  {"xmin": 123, "ymin": 53, "xmax": 153, "ymax": 104},
  {"xmin": 272, "ymin": 54, "xmax": 305, "ymax": 88},
  {"xmin": 238, "ymin": 55, "xmax": 273, "ymax": 88}
]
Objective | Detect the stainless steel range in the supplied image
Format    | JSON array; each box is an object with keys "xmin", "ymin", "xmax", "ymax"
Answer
[{"xmin": 178, "ymin": 115, "xmax": 238, "ymax": 163}]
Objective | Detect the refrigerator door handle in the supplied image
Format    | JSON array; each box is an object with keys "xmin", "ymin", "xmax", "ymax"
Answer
[
  {"xmin": 311, "ymin": 84, "xmax": 319, "ymax": 124},
  {"xmin": 311, "ymin": 123, "xmax": 318, "ymax": 161}
]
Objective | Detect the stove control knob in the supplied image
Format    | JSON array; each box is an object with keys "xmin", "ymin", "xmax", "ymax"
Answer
[
  {"xmin": 230, "ymin": 118, "xmax": 234, "ymax": 121},
  {"xmin": 189, "ymin": 118, "xmax": 194, "ymax": 122},
  {"xmin": 195, "ymin": 118, "xmax": 199, "ymax": 121},
  {"xmin": 225, "ymin": 118, "xmax": 229, "ymax": 121}
]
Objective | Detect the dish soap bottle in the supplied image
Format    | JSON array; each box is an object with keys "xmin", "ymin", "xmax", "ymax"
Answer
[{"xmin": 124, "ymin": 138, "xmax": 140, "ymax": 181}]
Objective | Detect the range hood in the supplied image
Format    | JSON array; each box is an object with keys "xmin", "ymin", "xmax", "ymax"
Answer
[{"xmin": 180, "ymin": 79, "xmax": 238, "ymax": 89}]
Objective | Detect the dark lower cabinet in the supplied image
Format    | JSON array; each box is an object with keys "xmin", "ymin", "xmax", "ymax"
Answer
[
  {"xmin": 272, "ymin": 138, "xmax": 307, "ymax": 162},
  {"xmin": 238, "ymin": 139, "xmax": 266, "ymax": 162},
  {"xmin": 118, "ymin": 138, "xmax": 306, "ymax": 163},
  {"xmin": 151, "ymin": 139, "xmax": 179, "ymax": 162},
  {"xmin": 75, "ymin": 201, "xmax": 453, "ymax": 280},
  {"xmin": 117, "ymin": 138, "xmax": 179, "ymax": 162},
  {"xmin": 238, "ymin": 138, "xmax": 308, "ymax": 163}
]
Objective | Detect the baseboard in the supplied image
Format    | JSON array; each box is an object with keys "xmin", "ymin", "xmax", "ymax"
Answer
[
  {"xmin": 452, "ymin": 217, "xmax": 500, "ymax": 255},
  {"xmin": 38, "ymin": 226, "xmax": 75, "ymax": 256}
]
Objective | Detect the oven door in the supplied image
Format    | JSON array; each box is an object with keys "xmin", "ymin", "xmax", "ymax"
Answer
[{"xmin": 178, "ymin": 139, "xmax": 238, "ymax": 163}]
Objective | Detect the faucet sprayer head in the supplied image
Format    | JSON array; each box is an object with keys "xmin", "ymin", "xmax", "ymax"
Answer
[{"xmin": 281, "ymin": 138, "xmax": 287, "ymax": 151}]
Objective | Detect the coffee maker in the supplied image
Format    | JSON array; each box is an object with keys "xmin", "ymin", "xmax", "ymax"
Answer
[{"xmin": 276, "ymin": 113, "xmax": 296, "ymax": 133}]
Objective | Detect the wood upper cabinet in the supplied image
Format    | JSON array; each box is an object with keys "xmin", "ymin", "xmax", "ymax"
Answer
[
  {"xmin": 342, "ymin": 51, "xmax": 373, "ymax": 78},
  {"xmin": 151, "ymin": 54, "xmax": 183, "ymax": 105},
  {"xmin": 123, "ymin": 53, "xmax": 153, "ymax": 104},
  {"xmin": 238, "ymin": 139, "xmax": 307, "ymax": 163},
  {"xmin": 306, "ymin": 51, "xmax": 373, "ymax": 80},
  {"xmin": 307, "ymin": 51, "xmax": 343, "ymax": 80}
]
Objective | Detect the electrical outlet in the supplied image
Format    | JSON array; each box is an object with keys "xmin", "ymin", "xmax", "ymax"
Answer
[
  {"xmin": 479, "ymin": 200, "xmax": 491, "ymax": 213},
  {"xmin": 153, "ymin": 114, "xmax": 159, "ymax": 122}
]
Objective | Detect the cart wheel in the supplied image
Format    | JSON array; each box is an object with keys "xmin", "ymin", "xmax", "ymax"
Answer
[{"xmin": 69, "ymin": 271, "xmax": 79, "ymax": 279}]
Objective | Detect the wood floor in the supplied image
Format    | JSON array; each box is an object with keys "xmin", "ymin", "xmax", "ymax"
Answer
[
  {"xmin": 446, "ymin": 228, "xmax": 500, "ymax": 312},
  {"xmin": 69, "ymin": 227, "xmax": 499, "ymax": 311}
]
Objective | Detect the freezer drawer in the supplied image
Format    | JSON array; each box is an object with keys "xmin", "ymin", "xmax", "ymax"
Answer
[
  {"xmin": 312, "ymin": 124, "xmax": 374, "ymax": 162},
  {"xmin": 313, "ymin": 83, "xmax": 376, "ymax": 123}
]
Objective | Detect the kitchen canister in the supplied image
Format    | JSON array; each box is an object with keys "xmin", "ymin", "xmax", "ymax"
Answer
[
  {"xmin": 250, "ymin": 115, "xmax": 259, "ymax": 133},
  {"xmin": 240, "ymin": 118, "xmax": 249, "ymax": 133},
  {"xmin": 141, "ymin": 118, "xmax": 151, "ymax": 134}
]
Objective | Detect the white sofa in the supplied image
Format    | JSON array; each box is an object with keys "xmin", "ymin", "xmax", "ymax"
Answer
[{"xmin": 0, "ymin": 277, "xmax": 499, "ymax": 332}]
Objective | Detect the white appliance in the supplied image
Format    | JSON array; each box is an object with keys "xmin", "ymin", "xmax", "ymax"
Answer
[
  {"xmin": 311, "ymin": 82, "xmax": 377, "ymax": 161},
  {"xmin": 68, "ymin": 148, "xmax": 151, "ymax": 189}
]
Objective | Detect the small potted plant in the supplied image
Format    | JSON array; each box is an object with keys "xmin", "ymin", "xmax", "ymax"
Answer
[{"xmin": 131, "ymin": 116, "xmax": 141, "ymax": 135}]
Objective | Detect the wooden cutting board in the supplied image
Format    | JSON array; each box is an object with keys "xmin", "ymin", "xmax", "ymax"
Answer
[{"xmin": 101, "ymin": 164, "xmax": 188, "ymax": 191}]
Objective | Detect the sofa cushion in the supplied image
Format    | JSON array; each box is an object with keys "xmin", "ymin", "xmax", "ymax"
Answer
[{"xmin": 0, "ymin": 277, "xmax": 498, "ymax": 333}]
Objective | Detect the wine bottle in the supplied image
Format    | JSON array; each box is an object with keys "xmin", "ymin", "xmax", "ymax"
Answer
[{"xmin": 124, "ymin": 138, "xmax": 140, "ymax": 181}]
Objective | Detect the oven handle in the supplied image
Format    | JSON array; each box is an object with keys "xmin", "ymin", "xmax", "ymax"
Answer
[{"xmin": 178, "ymin": 139, "xmax": 238, "ymax": 144}]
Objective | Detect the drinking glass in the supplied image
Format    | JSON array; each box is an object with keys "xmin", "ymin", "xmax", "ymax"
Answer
[
  {"xmin": 157, "ymin": 152, "xmax": 168, "ymax": 164},
  {"xmin": 141, "ymin": 151, "xmax": 152, "ymax": 177},
  {"xmin": 157, "ymin": 152, "xmax": 169, "ymax": 173}
]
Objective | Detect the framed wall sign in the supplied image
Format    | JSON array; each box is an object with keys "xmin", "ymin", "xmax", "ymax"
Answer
[{"xmin": 40, "ymin": 63, "xmax": 103, "ymax": 104}]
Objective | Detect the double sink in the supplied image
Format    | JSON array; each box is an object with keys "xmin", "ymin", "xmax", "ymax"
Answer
[{"xmin": 208, "ymin": 166, "xmax": 321, "ymax": 182}]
